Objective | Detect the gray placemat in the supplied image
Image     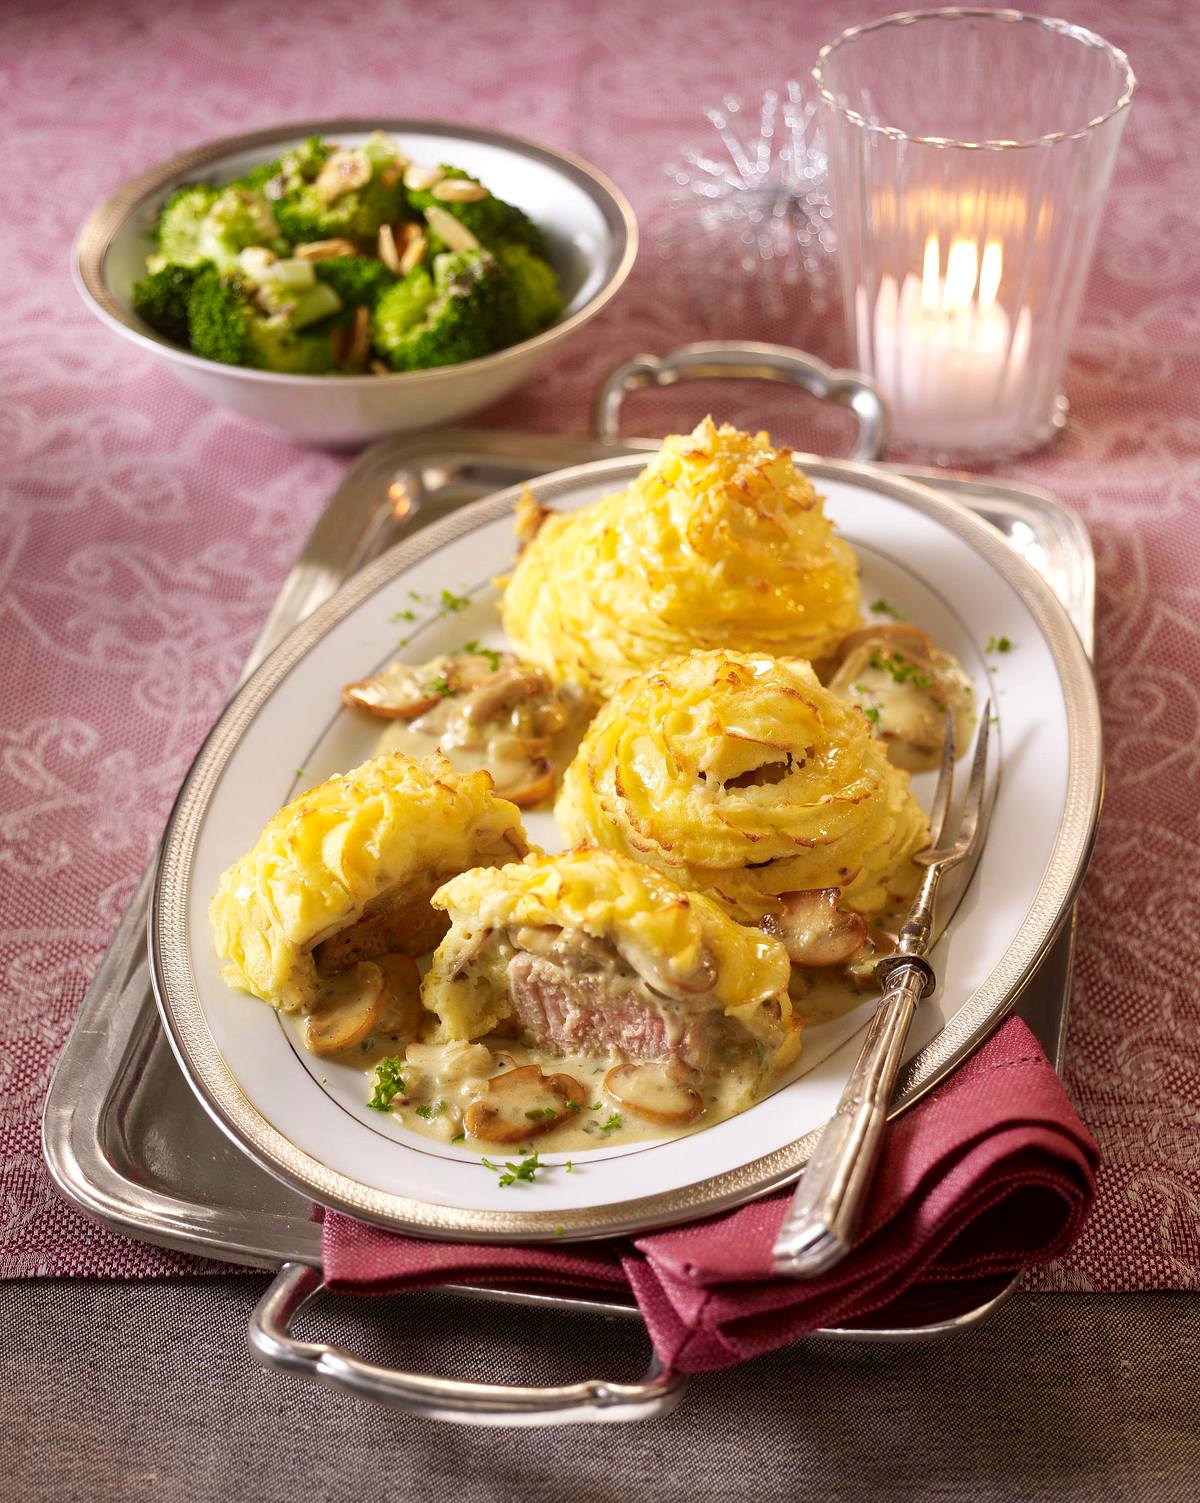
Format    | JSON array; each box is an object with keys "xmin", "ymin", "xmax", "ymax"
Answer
[{"xmin": 3, "ymin": 1280, "xmax": 1197, "ymax": 1502}]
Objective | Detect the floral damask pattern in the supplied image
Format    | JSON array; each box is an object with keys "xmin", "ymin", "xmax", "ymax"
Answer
[{"xmin": 1, "ymin": 0, "xmax": 1197, "ymax": 1285}]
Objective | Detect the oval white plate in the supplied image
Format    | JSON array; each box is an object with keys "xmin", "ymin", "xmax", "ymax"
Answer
[{"xmin": 151, "ymin": 456, "xmax": 1101, "ymax": 1241}]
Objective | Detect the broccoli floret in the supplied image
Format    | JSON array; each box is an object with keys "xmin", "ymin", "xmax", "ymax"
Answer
[
  {"xmin": 154, "ymin": 185, "xmax": 219, "ymax": 267},
  {"xmin": 199, "ymin": 186, "xmax": 286, "ymax": 268},
  {"xmin": 241, "ymin": 135, "xmax": 329, "ymax": 199},
  {"xmin": 272, "ymin": 142, "xmax": 405, "ymax": 246},
  {"xmin": 186, "ymin": 266, "xmax": 337, "ymax": 372},
  {"xmin": 372, "ymin": 249, "xmax": 512, "ymax": 371},
  {"xmin": 247, "ymin": 317, "xmax": 338, "ymax": 374},
  {"xmin": 408, "ymin": 166, "xmax": 545, "ymax": 256},
  {"xmin": 132, "ymin": 261, "xmax": 211, "ymax": 344},
  {"xmin": 313, "ymin": 255, "xmax": 396, "ymax": 308},
  {"xmin": 495, "ymin": 244, "xmax": 563, "ymax": 339}
]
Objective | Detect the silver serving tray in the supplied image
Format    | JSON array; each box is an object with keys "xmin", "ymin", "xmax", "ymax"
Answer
[{"xmin": 42, "ymin": 352, "xmax": 1095, "ymax": 1423}]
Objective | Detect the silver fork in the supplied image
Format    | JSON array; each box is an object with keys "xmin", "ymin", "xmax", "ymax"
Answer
[{"xmin": 771, "ymin": 704, "xmax": 993, "ymax": 1279}]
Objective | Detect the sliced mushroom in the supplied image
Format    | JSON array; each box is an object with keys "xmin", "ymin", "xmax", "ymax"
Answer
[
  {"xmin": 465, "ymin": 668, "xmax": 545, "ymax": 726},
  {"xmin": 603, "ymin": 1063, "xmax": 703, "ymax": 1127},
  {"xmin": 342, "ymin": 660, "xmax": 446, "ymax": 719},
  {"xmin": 374, "ymin": 953, "xmax": 423, "ymax": 1040},
  {"xmin": 501, "ymin": 759, "xmax": 557, "ymax": 809},
  {"xmin": 617, "ymin": 937, "xmax": 718, "ymax": 1000},
  {"xmin": 826, "ymin": 624, "xmax": 974, "ymax": 772},
  {"xmin": 832, "ymin": 623, "xmax": 938, "ymax": 668},
  {"xmin": 760, "ymin": 889, "xmax": 869, "ymax": 967},
  {"xmin": 845, "ymin": 928, "xmax": 898, "ymax": 990},
  {"xmin": 304, "ymin": 961, "xmax": 385, "ymax": 1055},
  {"xmin": 464, "ymin": 1065, "xmax": 586, "ymax": 1143}
]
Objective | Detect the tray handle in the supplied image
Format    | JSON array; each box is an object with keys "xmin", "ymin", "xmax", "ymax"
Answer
[
  {"xmin": 591, "ymin": 340, "xmax": 888, "ymax": 462},
  {"xmin": 249, "ymin": 1263, "xmax": 685, "ymax": 1426}
]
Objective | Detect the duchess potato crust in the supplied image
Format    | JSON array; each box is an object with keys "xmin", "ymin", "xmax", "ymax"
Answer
[
  {"xmin": 209, "ymin": 752, "xmax": 527, "ymax": 1013},
  {"xmin": 501, "ymin": 418, "xmax": 861, "ymax": 697},
  {"xmin": 556, "ymin": 650, "xmax": 928, "ymax": 919},
  {"xmin": 423, "ymin": 847, "xmax": 795, "ymax": 1059}
]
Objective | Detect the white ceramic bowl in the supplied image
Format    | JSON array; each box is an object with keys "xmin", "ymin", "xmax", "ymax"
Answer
[{"xmin": 73, "ymin": 118, "xmax": 637, "ymax": 448}]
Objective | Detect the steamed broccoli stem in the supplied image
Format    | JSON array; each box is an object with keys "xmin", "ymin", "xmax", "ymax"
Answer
[
  {"xmin": 313, "ymin": 255, "xmax": 396, "ymax": 308},
  {"xmin": 132, "ymin": 261, "xmax": 211, "ymax": 344},
  {"xmin": 186, "ymin": 267, "xmax": 337, "ymax": 372},
  {"xmin": 407, "ymin": 166, "xmax": 545, "ymax": 257},
  {"xmin": 495, "ymin": 243, "xmax": 563, "ymax": 338},
  {"xmin": 154, "ymin": 185, "xmax": 219, "ymax": 267},
  {"xmin": 372, "ymin": 250, "xmax": 512, "ymax": 371}
]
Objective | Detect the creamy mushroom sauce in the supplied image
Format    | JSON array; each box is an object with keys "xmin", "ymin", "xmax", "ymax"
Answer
[
  {"xmin": 321, "ymin": 960, "xmax": 869, "ymax": 1151},
  {"xmin": 352, "ymin": 651, "xmax": 583, "ymax": 806}
]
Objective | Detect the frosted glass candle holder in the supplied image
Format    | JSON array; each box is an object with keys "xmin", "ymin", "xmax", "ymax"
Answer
[{"xmin": 814, "ymin": 9, "xmax": 1135, "ymax": 461}]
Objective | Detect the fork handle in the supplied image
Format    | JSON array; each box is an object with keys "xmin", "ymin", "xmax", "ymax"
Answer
[{"xmin": 772, "ymin": 961, "xmax": 931, "ymax": 1279}]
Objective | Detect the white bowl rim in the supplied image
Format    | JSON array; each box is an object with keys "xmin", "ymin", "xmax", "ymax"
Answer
[{"xmin": 73, "ymin": 115, "xmax": 639, "ymax": 388}]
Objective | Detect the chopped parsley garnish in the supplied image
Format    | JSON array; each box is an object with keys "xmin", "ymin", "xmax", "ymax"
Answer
[
  {"xmin": 390, "ymin": 608, "xmax": 416, "ymax": 623},
  {"xmin": 565, "ymin": 1160, "xmax": 574, "ymax": 1174},
  {"xmin": 414, "ymin": 1100, "xmax": 445, "ymax": 1121},
  {"xmin": 425, "ymin": 673, "xmax": 454, "ymax": 698},
  {"xmin": 863, "ymin": 706, "xmax": 880, "ymax": 725},
  {"xmin": 295, "ymin": 768, "xmax": 305, "ymax": 778},
  {"xmin": 554, "ymin": 1225, "xmax": 566, "ymax": 1237},
  {"xmin": 367, "ymin": 1056, "xmax": 406, "ymax": 1111},
  {"xmin": 482, "ymin": 1151, "xmax": 542, "ymax": 1188},
  {"xmin": 590, "ymin": 1101, "xmax": 602, "ymax": 1111},
  {"xmin": 985, "ymin": 634, "xmax": 1013, "ymax": 654},
  {"xmin": 408, "ymin": 590, "xmax": 425, "ymax": 602},
  {"xmin": 600, "ymin": 1112, "xmax": 623, "ymax": 1133},
  {"xmin": 451, "ymin": 1132, "xmax": 465, "ymax": 1143},
  {"xmin": 440, "ymin": 587, "xmax": 470, "ymax": 613},
  {"xmin": 869, "ymin": 651, "xmax": 933, "ymax": 690},
  {"xmin": 870, "ymin": 597, "xmax": 901, "ymax": 618},
  {"xmin": 461, "ymin": 638, "xmax": 501, "ymax": 672},
  {"xmin": 525, "ymin": 1106, "xmax": 560, "ymax": 1121}
]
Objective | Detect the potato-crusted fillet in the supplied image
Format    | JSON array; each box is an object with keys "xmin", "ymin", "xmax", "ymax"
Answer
[
  {"xmin": 422, "ymin": 847, "xmax": 800, "ymax": 1077},
  {"xmin": 556, "ymin": 650, "xmax": 928, "ymax": 920},
  {"xmin": 501, "ymin": 417, "xmax": 861, "ymax": 697},
  {"xmin": 209, "ymin": 751, "xmax": 527, "ymax": 1012}
]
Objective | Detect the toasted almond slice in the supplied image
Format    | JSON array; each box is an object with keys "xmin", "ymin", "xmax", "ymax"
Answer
[
  {"xmin": 603, "ymin": 1064, "xmax": 703, "ymax": 1127},
  {"xmin": 380, "ymin": 159, "xmax": 406, "ymax": 188},
  {"xmin": 464, "ymin": 1065, "xmax": 586, "ymax": 1144},
  {"xmin": 404, "ymin": 163, "xmax": 444, "ymax": 192},
  {"xmin": 294, "ymin": 238, "xmax": 361, "ymax": 261},
  {"xmin": 377, "ymin": 222, "xmax": 404, "ymax": 275},
  {"xmin": 399, "ymin": 223, "xmax": 428, "ymax": 273},
  {"xmin": 760, "ymin": 889, "xmax": 869, "ymax": 968},
  {"xmin": 304, "ymin": 962, "xmax": 385, "ymax": 1055},
  {"xmin": 431, "ymin": 178, "xmax": 489, "ymax": 203},
  {"xmin": 423, "ymin": 204, "xmax": 481, "ymax": 252},
  {"xmin": 315, "ymin": 147, "xmax": 372, "ymax": 204},
  {"xmin": 345, "ymin": 305, "xmax": 371, "ymax": 366}
]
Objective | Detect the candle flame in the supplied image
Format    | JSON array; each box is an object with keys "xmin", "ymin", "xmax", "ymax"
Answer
[{"xmin": 919, "ymin": 235, "xmax": 1005, "ymax": 314}]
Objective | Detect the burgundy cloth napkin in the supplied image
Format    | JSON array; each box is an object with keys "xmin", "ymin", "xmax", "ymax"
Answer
[{"xmin": 322, "ymin": 1016, "xmax": 1099, "ymax": 1374}]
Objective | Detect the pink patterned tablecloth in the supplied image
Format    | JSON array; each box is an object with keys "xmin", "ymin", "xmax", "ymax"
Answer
[{"xmin": 1, "ymin": 0, "xmax": 1196, "ymax": 1286}]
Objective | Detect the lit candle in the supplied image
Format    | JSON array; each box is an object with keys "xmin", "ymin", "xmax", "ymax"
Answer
[{"xmin": 857, "ymin": 235, "xmax": 1032, "ymax": 453}]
